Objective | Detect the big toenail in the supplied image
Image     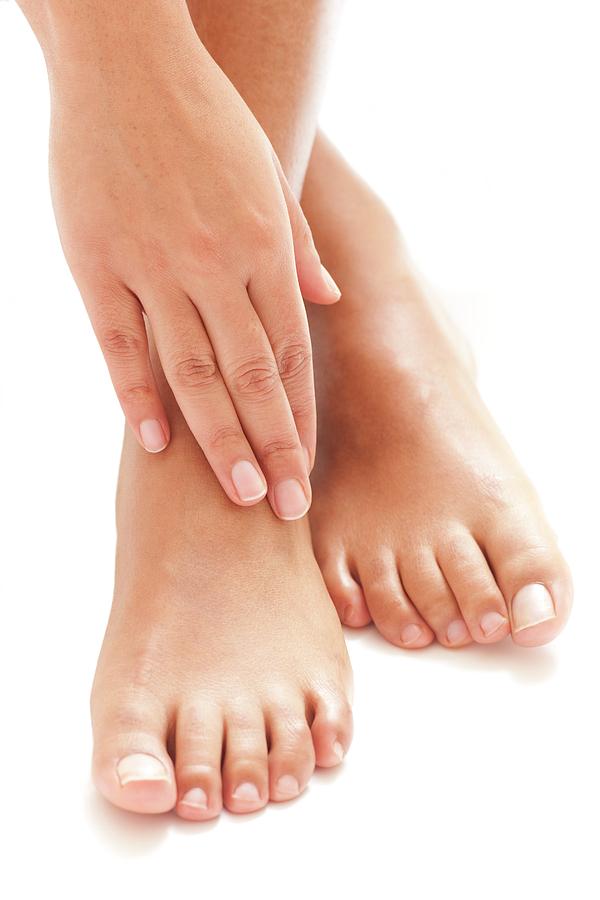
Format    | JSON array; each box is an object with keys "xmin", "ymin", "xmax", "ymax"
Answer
[
  {"xmin": 273, "ymin": 479, "xmax": 310, "ymax": 520},
  {"xmin": 333, "ymin": 741, "xmax": 345, "ymax": 762},
  {"xmin": 276, "ymin": 775, "xmax": 300, "ymax": 797},
  {"xmin": 401, "ymin": 624, "xmax": 423, "ymax": 644},
  {"xmin": 231, "ymin": 460, "xmax": 267, "ymax": 502},
  {"xmin": 446, "ymin": 619, "xmax": 469, "ymax": 644},
  {"xmin": 116, "ymin": 753, "xmax": 169, "ymax": 786},
  {"xmin": 480, "ymin": 611, "xmax": 508, "ymax": 637},
  {"xmin": 512, "ymin": 583, "xmax": 556, "ymax": 632},
  {"xmin": 180, "ymin": 787, "xmax": 208, "ymax": 810},
  {"xmin": 232, "ymin": 782, "xmax": 261, "ymax": 803}
]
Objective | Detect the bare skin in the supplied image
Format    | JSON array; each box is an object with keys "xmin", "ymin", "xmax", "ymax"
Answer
[
  {"xmin": 303, "ymin": 135, "xmax": 573, "ymax": 650},
  {"xmin": 91, "ymin": 365, "xmax": 352, "ymax": 818}
]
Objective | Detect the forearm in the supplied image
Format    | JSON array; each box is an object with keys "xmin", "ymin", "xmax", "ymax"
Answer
[{"xmin": 188, "ymin": 0, "xmax": 341, "ymax": 195}]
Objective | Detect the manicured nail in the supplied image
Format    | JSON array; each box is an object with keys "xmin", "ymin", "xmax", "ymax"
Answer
[
  {"xmin": 401, "ymin": 623, "xmax": 423, "ymax": 645},
  {"xmin": 232, "ymin": 782, "xmax": 261, "ymax": 803},
  {"xmin": 480, "ymin": 611, "xmax": 508, "ymax": 637},
  {"xmin": 116, "ymin": 753, "xmax": 169, "ymax": 786},
  {"xmin": 320, "ymin": 264, "xmax": 342, "ymax": 300},
  {"xmin": 333, "ymin": 741, "xmax": 345, "ymax": 762},
  {"xmin": 276, "ymin": 775, "xmax": 300, "ymax": 798},
  {"xmin": 512, "ymin": 583, "xmax": 555, "ymax": 632},
  {"xmin": 446, "ymin": 619, "xmax": 469, "ymax": 645},
  {"xmin": 180, "ymin": 787, "xmax": 208, "ymax": 810},
  {"xmin": 273, "ymin": 479, "xmax": 310, "ymax": 520},
  {"xmin": 231, "ymin": 460, "xmax": 267, "ymax": 502},
  {"xmin": 139, "ymin": 419, "xmax": 168, "ymax": 453}
]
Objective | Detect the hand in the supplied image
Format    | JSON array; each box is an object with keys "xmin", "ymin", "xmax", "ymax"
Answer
[{"xmin": 46, "ymin": 13, "xmax": 339, "ymax": 520}]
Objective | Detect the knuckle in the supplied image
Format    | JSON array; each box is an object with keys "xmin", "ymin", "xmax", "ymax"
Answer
[
  {"xmin": 206, "ymin": 423, "xmax": 243, "ymax": 453},
  {"xmin": 118, "ymin": 382, "xmax": 154, "ymax": 405},
  {"xmin": 101, "ymin": 327, "xmax": 143, "ymax": 361},
  {"xmin": 170, "ymin": 353, "xmax": 220, "ymax": 391},
  {"xmin": 230, "ymin": 356, "xmax": 279, "ymax": 399},
  {"xmin": 276, "ymin": 340, "xmax": 313, "ymax": 380},
  {"xmin": 260, "ymin": 434, "xmax": 299, "ymax": 460}
]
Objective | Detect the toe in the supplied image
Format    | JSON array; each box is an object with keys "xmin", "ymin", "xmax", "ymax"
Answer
[
  {"xmin": 310, "ymin": 689, "xmax": 353, "ymax": 768},
  {"xmin": 174, "ymin": 701, "xmax": 224, "ymax": 821},
  {"xmin": 401, "ymin": 549, "xmax": 472, "ymax": 648},
  {"xmin": 357, "ymin": 552, "xmax": 434, "ymax": 648},
  {"xmin": 91, "ymin": 690, "xmax": 176, "ymax": 815},
  {"xmin": 485, "ymin": 524, "xmax": 573, "ymax": 647},
  {"xmin": 267, "ymin": 703, "xmax": 315, "ymax": 802},
  {"xmin": 317, "ymin": 550, "xmax": 371, "ymax": 627},
  {"xmin": 438, "ymin": 534, "xmax": 510, "ymax": 643},
  {"xmin": 222, "ymin": 706, "xmax": 269, "ymax": 814}
]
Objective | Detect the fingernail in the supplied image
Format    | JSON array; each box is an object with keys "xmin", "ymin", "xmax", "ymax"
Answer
[
  {"xmin": 231, "ymin": 460, "xmax": 267, "ymax": 502},
  {"xmin": 232, "ymin": 782, "xmax": 261, "ymax": 803},
  {"xmin": 116, "ymin": 753, "xmax": 169, "ymax": 786},
  {"xmin": 401, "ymin": 623, "xmax": 423, "ymax": 645},
  {"xmin": 274, "ymin": 479, "xmax": 310, "ymax": 520},
  {"xmin": 480, "ymin": 611, "xmax": 508, "ymax": 637},
  {"xmin": 333, "ymin": 741, "xmax": 345, "ymax": 762},
  {"xmin": 320, "ymin": 264, "xmax": 342, "ymax": 300},
  {"xmin": 512, "ymin": 583, "xmax": 556, "ymax": 632},
  {"xmin": 180, "ymin": 787, "xmax": 208, "ymax": 810},
  {"xmin": 139, "ymin": 419, "xmax": 168, "ymax": 453},
  {"xmin": 276, "ymin": 775, "xmax": 300, "ymax": 798},
  {"xmin": 446, "ymin": 619, "xmax": 469, "ymax": 645}
]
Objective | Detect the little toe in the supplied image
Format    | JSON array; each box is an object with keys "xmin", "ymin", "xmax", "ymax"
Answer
[
  {"xmin": 310, "ymin": 689, "xmax": 353, "ymax": 768},
  {"xmin": 222, "ymin": 707, "xmax": 269, "ymax": 814},
  {"xmin": 318, "ymin": 551, "xmax": 371, "ymax": 627},
  {"xmin": 401, "ymin": 551, "xmax": 472, "ymax": 648},
  {"xmin": 174, "ymin": 701, "xmax": 224, "ymax": 821},
  {"xmin": 91, "ymin": 691, "xmax": 176, "ymax": 815},
  {"xmin": 357, "ymin": 554, "xmax": 434, "ymax": 648},
  {"xmin": 486, "ymin": 528, "xmax": 573, "ymax": 647},
  {"xmin": 267, "ymin": 705, "xmax": 315, "ymax": 802},
  {"xmin": 438, "ymin": 535, "xmax": 510, "ymax": 643}
]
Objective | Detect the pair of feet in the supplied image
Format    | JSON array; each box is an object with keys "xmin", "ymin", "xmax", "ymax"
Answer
[{"xmin": 91, "ymin": 139, "xmax": 572, "ymax": 820}]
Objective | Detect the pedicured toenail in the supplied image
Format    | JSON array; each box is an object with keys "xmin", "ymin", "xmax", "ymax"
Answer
[
  {"xmin": 276, "ymin": 775, "xmax": 300, "ymax": 798},
  {"xmin": 180, "ymin": 787, "xmax": 208, "ymax": 810},
  {"xmin": 512, "ymin": 583, "xmax": 556, "ymax": 632},
  {"xmin": 446, "ymin": 619, "xmax": 469, "ymax": 645},
  {"xmin": 232, "ymin": 782, "xmax": 261, "ymax": 803},
  {"xmin": 273, "ymin": 479, "xmax": 310, "ymax": 520},
  {"xmin": 333, "ymin": 741, "xmax": 345, "ymax": 762},
  {"xmin": 116, "ymin": 753, "xmax": 169, "ymax": 786},
  {"xmin": 231, "ymin": 460, "xmax": 267, "ymax": 502},
  {"xmin": 139, "ymin": 419, "xmax": 168, "ymax": 453},
  {"xmin": 480, "ymin": 611, "xmax": 508, "ymax": 637},
  {"xmin": 401, "ymin": 624, "xmax": 423, "ymax": 645}
]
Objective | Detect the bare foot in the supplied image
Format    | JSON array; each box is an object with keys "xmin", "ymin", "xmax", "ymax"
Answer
[
  {"xmin": 91, "ymin": 361, "xmax": 352, "ymax": 819},
  {"xmin": 304, "ymin": 135, "xmax": 572, "ymax": 650}
]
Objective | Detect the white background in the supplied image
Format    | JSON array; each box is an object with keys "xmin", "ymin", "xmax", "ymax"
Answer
[{"xmin": 1, "ymin": 1, "xmax": 599, "ymax": 897}]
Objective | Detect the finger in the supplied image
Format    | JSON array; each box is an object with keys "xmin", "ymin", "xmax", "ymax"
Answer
[
  {"xmin": 190, "ymin": 279, "xmax": 312, "ymax": 521},
  {"xmin": 146, "ymin": 293, "xmax": 269, "ymax": 508},
  {"xmin": 273, "ymin": 152, "xmax": 341, "ymax": 306},
  {"xmin": 88, "ymin": 282, "xmax": 170, "ymax": 453},
  {"xmin": 246, "ymin": 251, "xmax": 317, "ymax": 472}
]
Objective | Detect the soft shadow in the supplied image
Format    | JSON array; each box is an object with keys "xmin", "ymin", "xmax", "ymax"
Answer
[{"xmin": 344, "ymin": 623, "xmax": 559, "ymax": 685}]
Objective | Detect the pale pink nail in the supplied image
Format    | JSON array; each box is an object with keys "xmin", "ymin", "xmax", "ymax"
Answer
[
  {"xmin": 320, "ymin": 264, "xmax": 342, "ymax": 300},
  {"xmin": 139, "ymin": 419, "xmax": 168, "ymax": 453},
  {"xmin": 333, "ymin": 741, "xmax": 345, "ymax": 762},
  {"xmin": 116, "ymin": 753, "xmax": 168, "ymax": 786},
  {"xmin": 446, "ymin": 619, "xmax": 469, "ymax": 645},
  {"xmin": 273, "ymin": 479, "xmax": 310, "ymax": 520},
  {"xmin": 512, "ymin": 584, "xmax": 556, "ymax": 632},
  {"xmin": 232, "ymin": 782, "xmax": 261, "ymax": 803},
  {"xmin": 180, "ymin": 787, "xmax": 208, "ymax": 810},
  {"xmin": 276, "ymin": 775, "xmax": 300, "ymax": 798},
  {"xmin": 480, "ymin": 611, "xmax": 508, "ymax": 637},
  {"xmin": 231, "ymin": 460, "xmax": 266, "ymax": 502},
  {"xmin": 401, "ymin": 623, "xmax": 423, "ymax": 645}
]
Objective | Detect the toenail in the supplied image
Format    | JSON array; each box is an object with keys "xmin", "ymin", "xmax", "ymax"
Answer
[
  {"xmin": 116, "ymin": 753, "xmax": 169, "ymax": 786},
  {"xmin": 480, "ymin": 611, "xmax": 508, "ymax": 637},
  {"xmin": 276, "ymin": 775, "xmax": 300, "ymax": 798},
  {"xmin": 273, "ymin": 479, "xmax": 310, "ymax": 520},
  {"xmin": 333, "ymin": 741, "xmax": 345, "ymax": 762},
  {"xmin": 180, "ymin": 787, "xmax": 208, "ymax": 810},
  {"xmin": 139, "ymin": 419, "xmax": 168, "ymax": 453},
  {"xmin": 232, "ymin": 782, "xmax": 261, "ymax": 803},
  {"xmin": 231, "ymin": 460, "xmax": 267, "ymax": 502},
  {"xmin": 512, "ymin": 583, "xmax": 556, "ymax": 632},
  {"xmin": 446, "ymin": 619, "xmax": 469, "ymax": 644},
  {"xmin": 401, "ymin": 623, "xmax": 423, "ymax": 645}
]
